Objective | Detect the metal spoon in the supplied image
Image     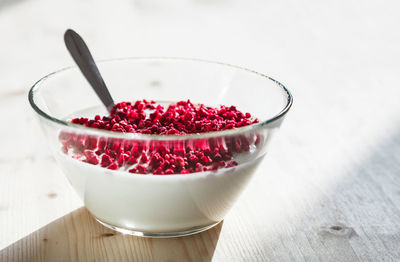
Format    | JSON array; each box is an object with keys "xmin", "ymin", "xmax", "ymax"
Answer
[{"xmin": 64, "ymin": 29, "xmax": 115, "ymax": 111}]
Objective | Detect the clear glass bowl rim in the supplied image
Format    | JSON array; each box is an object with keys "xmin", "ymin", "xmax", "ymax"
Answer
[{"xmin": 28, "ymin": 57, "xmax": 293, "ymax": 141}]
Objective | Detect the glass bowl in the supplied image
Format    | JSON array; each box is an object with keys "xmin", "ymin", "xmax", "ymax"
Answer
[{"xmin": 28, "ymin": 57, "xmax": 292, "ymax": 237}]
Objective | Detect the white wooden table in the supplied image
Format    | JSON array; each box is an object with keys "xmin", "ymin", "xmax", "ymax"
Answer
[{"xmin": 1, "ymin": 0, "xmax": 400, "ymax": 261}]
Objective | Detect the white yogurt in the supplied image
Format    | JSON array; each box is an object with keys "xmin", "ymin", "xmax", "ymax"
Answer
[
  {"xmin": 57, "ymin": 103, "xmax": 266, "ymax": 234},
  {"xmin": 56, "ymin": 151, "xmax": 263, "ymax": 233}
]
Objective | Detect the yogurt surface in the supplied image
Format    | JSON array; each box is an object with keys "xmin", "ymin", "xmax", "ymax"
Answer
[
  {"xmin": 57, "ymin": 151, "xmax": 263, "ymax": 233},
  {"xmin": 56, "ymin": 101, "xmax": 265, "ymax": 233}
]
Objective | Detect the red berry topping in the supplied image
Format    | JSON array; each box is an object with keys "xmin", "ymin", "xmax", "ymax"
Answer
[
  {"xmin": 83, "ymin": 150, "xmax": 99, "ymax": 165},
  {"xmin": 59, "ymin": 100, "xmax": 260, "ymax": 175},
  {"xmin": 71, "ymin": 100, "xmax": 257, "ymax": 135}
]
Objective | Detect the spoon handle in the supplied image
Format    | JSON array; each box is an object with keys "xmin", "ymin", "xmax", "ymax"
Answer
[{"xmin": 64, "ymin": 29, "xmax": 115, "ymax": 111}]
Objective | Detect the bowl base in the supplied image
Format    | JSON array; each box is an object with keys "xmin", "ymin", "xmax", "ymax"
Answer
[{"xmin": 96, "ymin": 218, "xmax": 222, "ymax": 238}]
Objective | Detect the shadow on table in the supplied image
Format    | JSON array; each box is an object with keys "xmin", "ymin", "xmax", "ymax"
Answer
[
  {"xmin": 0, "ymin": 207, "xmax": 223, "ymax": 262},
  {"xmin": 0, "ymin": 0, "xmax": 26, "ymax": 11},
  {"xmin": 254, "ymin": 127, "xmax": 400, "ymax": 260}
]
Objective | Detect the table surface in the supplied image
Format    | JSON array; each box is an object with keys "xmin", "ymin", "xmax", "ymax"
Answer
[{"xmin": 1, "ymin": 0, "xmax": 400, "ymax": 261}]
